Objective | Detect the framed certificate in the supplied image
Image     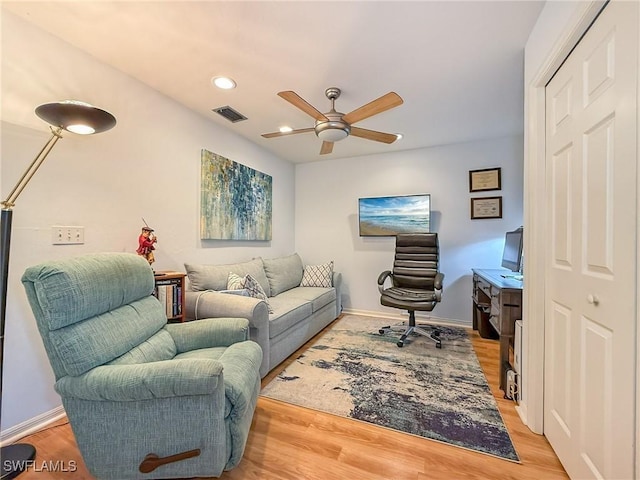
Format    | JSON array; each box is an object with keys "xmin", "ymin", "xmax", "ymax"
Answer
[
  {"xmin": 471, "ymin": 196, "xmax": 503, "ymax": 219},
  {"xmin": 469, "ymin": 167, "xmax": 501, "ymax": 192}
]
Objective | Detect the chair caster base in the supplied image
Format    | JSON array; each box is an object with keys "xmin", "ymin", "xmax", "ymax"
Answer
[{"xmin": 379, "ymin": 316, "xmax": 442, "ymax": 349}]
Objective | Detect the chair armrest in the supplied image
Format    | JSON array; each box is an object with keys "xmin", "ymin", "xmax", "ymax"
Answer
[
  {"xmin": 377, "ymin": 270, "xmax": 392, "ymax": 293},
  {"xmin": 165, "ymin": 317, "xmax": 249, "ymax": 352},
  {"xmin": 55, "ymin": 358, "xmax": 223, "ymax": 401},
  {"xmin": 434, "ymin": 272, "xmax": 445, "ymax": 301}
]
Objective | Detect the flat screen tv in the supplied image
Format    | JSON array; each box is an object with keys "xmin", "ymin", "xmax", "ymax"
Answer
[
  {"xmin": 358, "ymin": 194, "xmax": 430, "ymax": 237},
  {"xmin": 501, "ymin": 227, "xmax": 523, "ymax": 272}
]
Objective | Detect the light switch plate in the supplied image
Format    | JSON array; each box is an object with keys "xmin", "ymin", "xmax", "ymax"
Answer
[{"xmin": 52, "ymin": 226, "xmax": 84, "ymax": 245}]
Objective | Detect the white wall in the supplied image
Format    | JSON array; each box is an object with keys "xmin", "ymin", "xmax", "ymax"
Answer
[
  {"xmin": 1, "ymin": 12, "xmax": 296, "ymax": 433},
  {"xmin": 295, "ymin": 135, "xmax": 524, "ymax": 323},
  {"xmin": 521, "ymin": 1, "xmax": 603, "ymax": 433}
]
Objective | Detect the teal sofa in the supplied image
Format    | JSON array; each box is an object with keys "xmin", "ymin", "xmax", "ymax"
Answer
[{"xmin": 22, "ymin": 253, "xmax": 262, "ymax": 479}]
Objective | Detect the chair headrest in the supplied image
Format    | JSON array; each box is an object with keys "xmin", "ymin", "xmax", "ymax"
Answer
[
  {"xmin": 22, "ymin": 253, "xmax": 155, "ymax": 330},
  {"xmin": 396, "ymin": 233, "xmax": 438, "ymax": 247}
]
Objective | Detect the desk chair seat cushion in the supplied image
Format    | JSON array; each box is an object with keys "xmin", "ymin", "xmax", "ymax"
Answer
[{"xmin": 380, "ymin": 287, "xmax": 439, "ymax": 311}]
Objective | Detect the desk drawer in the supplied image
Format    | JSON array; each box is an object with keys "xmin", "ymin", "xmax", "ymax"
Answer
[{"xmin": 477, "ymin": 277, "xmax": 491, "ymax": 297}]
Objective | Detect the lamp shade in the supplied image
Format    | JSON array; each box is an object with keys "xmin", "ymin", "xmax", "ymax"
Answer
[{"xmin": 35, "ymin": 100, "xmax": 116, "ymax": 134}]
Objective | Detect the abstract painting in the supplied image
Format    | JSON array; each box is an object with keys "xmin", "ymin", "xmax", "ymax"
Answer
[{"xmin": 200, "ymin": 149, "xmax": 272, "ymax": 240}]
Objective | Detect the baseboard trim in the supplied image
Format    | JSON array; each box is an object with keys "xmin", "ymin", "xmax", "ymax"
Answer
[
  {"xmin": 1, "ymin": 406, "xmax": 66, "ymax": 445},
  {"xmin": 342, "ymin": 308, "xmax": 471, "ymax": 328}
]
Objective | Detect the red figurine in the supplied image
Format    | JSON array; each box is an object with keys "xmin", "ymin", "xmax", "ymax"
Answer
[{"xmin": 137, "ymin": 226, "xmax": 157, "ymax": 265}]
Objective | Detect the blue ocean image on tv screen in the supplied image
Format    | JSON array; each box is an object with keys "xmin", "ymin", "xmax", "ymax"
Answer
[{"xmin": 359, "ymin": 195, "xmax": 430, "ymax": 236}]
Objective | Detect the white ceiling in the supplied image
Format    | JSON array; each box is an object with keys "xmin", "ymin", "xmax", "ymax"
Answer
[{"xmin": 2, "ymin": 1, "xmax": 544, "ymax": 164}]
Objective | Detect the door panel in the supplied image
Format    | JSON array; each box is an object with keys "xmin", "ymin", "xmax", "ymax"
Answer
[{"xmin": 544, "ymin": 1, "xmax": 637, "ymax": 478}]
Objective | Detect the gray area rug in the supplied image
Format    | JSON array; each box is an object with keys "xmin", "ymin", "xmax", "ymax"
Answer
[{"xmin": 261, "ymin": 315, "xmax": 519, "ymax": 462}]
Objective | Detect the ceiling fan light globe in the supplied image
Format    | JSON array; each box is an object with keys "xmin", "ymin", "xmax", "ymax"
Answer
[{"xmin": 315, "ymin": 121, "xmax": 350, "ymax": 142}]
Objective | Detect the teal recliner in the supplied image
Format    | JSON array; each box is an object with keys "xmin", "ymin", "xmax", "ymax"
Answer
[{"xmin": 22, "ymin": 253, "xmax": 262, "ymax": 479}]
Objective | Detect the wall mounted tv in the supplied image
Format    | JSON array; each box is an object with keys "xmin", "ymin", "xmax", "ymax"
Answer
[{"xmin": 358, "ymin": 194, "xmax": 431, "ymax": 237}]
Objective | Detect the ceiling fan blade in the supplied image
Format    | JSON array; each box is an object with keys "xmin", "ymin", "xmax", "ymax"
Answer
[
  {"xmin": 278, "ymin": 91, "xmax": 329, "ymax": 122},
  {"xmin": 350, "ymin": 127, "xmax": 399, "ymax": 144},
  {"xmin": 261, "ymin": 127, "xmax": 315, "ymax": 138},
  {"xmin": 320, "ymin": 141, "xmax": 334, "ymax": 155},
  {"xmin": 342, "ymin": 92, "xmax": 403, "ymax": 125}
]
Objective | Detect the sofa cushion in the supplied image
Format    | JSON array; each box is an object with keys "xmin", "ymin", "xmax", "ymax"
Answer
[
  {"xmin": 267, "ymin": 296, "xmax": 313, "ymax": 338},
  {"xmin": 276, "ymin": 287, "xmax": 336, "ymax": 313},
  {"xmin": 262, "ymin": 253, "xmax": 304, "ymax": 297},
  {"xmin": 185, "ymin": 258, "xmax": 271, "ymax": 297},
  {"xmin": 300, "ymin": 261, "xmax": 334, "ymax": 287}
]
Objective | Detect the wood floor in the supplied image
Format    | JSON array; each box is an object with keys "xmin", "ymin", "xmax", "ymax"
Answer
[{"xmin": 13, "ymin": 319, "xmax": 568, "ymax": 480}]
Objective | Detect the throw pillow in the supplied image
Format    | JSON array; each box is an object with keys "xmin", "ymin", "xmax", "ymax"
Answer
[
  {"xmin": 219, "ymin": 289, "xmax": 250, "ymax": 297},
  {"xmin": 244, "ymin": 274, "xmax": 274, "ymax": 313},
  {"xmin": 227, "ymin": 272, "xmax": 245, "ymax": 290},
  {"xmin": 300, "ymin": 261, "xmax": 334, "ymax": 287}
]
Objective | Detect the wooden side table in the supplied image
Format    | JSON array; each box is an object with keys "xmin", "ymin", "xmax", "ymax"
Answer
[{"xmin": 153, "ymin": 271, "xmax": 186, "ymax": 323}]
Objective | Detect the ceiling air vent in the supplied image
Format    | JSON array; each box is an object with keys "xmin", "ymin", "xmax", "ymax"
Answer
[{"xmin": 213, "ymin": 106, "xmax": 247, "ymax": 123}]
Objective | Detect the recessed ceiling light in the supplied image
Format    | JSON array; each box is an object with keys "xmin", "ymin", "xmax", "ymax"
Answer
[
  {"xmin": 395, "ymin": 133, "xmax": 404, "ymax": 140},
  {"xmin": 212, "ymin": 76, "xmax": 236, "ymax": 90},
  {"xmin": 279, "ymin": 126, "xmax": 293, "ymax": 133}
]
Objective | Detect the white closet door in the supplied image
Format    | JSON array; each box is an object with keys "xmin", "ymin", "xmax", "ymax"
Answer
[{"xmin": 544, "ymin": 1, "xmax": 638, "ymax": 478}]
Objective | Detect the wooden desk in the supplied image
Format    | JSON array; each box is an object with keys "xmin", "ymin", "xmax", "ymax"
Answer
[{"xmin": 472, "ymin": 268, "xmax": 522, "ymax": 393}]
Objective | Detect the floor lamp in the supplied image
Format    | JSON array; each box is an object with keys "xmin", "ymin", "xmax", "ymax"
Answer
[{"xmin": 0, "ymin": 101, "xmax": 116, "ymax": 480}]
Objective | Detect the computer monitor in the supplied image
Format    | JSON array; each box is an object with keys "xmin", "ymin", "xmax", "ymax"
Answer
[{"xmin": 501, "ymin": 227, "xmax": 523, "ymax": 273}]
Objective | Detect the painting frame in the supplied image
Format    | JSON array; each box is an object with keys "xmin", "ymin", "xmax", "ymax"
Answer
[
  {"xmin": 470, "ymin": 196, "xmax": 503, "ymax": 220},
  {"xmin": 469, "ymin": 167, "xmax": 502, "ymax": 192},
  {"xmin": 200, "ymin": 149, "xmax": 272, "ymax": 241}
]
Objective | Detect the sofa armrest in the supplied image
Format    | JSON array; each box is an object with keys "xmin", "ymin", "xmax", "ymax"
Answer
[
  {"xmin": 185, "ymin": 290, "xmax": 270, "ymax": 378},
  {"xmin": 55, "ymin": 358, "xmax": 223, "ymax": 401},
  {"xmin": 165, "ymin": 317, "xmax": 250, "ymax": 352},
  {"xmin": 333, "ymin": 271, "xmax": 343, "ymax": 317}
]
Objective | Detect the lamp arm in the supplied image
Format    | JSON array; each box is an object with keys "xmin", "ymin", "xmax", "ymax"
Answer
[
  {"xmin": 2, "ymin": 127, "xmax": 63, "ymax": 209},
  {"xmin": 0, "ymin": 101, "xmax": 116, "ymax": 478}
]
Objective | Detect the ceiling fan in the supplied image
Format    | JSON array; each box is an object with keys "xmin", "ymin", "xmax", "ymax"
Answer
[{"xmin": 262, "ymin": 87, "xmax": 403, "ymax": 155}]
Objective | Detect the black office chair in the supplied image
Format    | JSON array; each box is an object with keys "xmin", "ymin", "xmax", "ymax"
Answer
[{"xmin": 378, "ymin": 233, "xmax": 444, "ymax": 348}]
